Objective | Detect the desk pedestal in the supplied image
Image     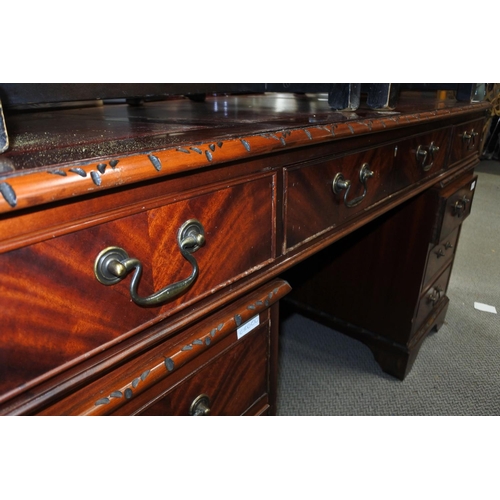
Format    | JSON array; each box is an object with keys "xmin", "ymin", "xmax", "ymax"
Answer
[{"xmin": 284, "ymin": 170, "xmax": 476, "ymax": 380}]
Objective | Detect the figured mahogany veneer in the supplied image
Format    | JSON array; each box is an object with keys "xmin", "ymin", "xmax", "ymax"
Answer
[
  {"xmin": 133, "ymin": 321, "xmax": 271, "ymax": 416},
  {"xmin": 393, "ymin": 126, "xmax": 450, "ymax": 178},
  {"xmin": 0, "ymin": 91, "xmax": 490, "ymax": 413},
  {"xmin": 37, "ymin": 279, "xmax": 290, "ymax": 416},
  {"xmin": 0, "ymin": 174, "xmax": 275, "ymax": 402},
  {"xmin": 285, "ymin": 144, "xmax": 397, "ymax": 250}
]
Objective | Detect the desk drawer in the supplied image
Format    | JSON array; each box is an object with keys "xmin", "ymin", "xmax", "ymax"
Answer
[
  {"xmin": 450, "ymin": 118, "xmax": 484, "ymax": 164},
  {"xmin": 138, "ymin": 321, "xmax": 270, "ymax": 416},
  {"xmin": 423, "ymin": 226, "xmax": 459, "ymax": 290},
  {"xmin": 413, "ymin": 264, "xmax": 452, "ymax": 334},
  {"xmin": 36, "ymin": 279, "xmax": 290, "ymax": 415},
  {"xmin": 285, "ymin": 145, "xmax": 395, "ymax": 250},
  {"xmin": 0, "ymin": 175, "xmax": 275, "ymax": 402},
  {"xmin": 432, "ymin": 175, "xmax": 477, "ymax": 244},
  {"xmin": 393, "ymin": 127, "xmax": 449, "ymax": 182}
]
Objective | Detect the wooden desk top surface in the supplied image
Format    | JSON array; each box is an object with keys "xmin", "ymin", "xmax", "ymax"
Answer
[{"xmin": 0, "ymin": 92, "xmax": 490, "ymax": 214}]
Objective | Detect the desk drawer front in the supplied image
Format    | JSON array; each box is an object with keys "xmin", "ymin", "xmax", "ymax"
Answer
[
  {"xmin": 285, "ymin": 145, "xmax": 395, "ymax": 250},
  {"xmin": 434, "ymin": 175, "xmax": 477, "ymax": 243},
  {"xmin": 413, "ymin": 265, "xmax": 452, "ymax": 334},
  {"xmin": 0, "ymin": 175, "xmax": 275, "ymax": 402},
  {"xmin": 35, "ymin": 279, "xmax": 290, "ymax": 416},
  {"xmin": 450, "ymin": 119, "xmax": 484, "ymax": 164},
  {"xmin": 138, "ymin": 321, "xmax": 270, "ymax": 416},
  {"xmin": 423, "ymin": 226, "xmax": 459, "ymax": 291},
  {"xmin": 394, "ymin": 127, "xmax": 449, "ymax": 182}
]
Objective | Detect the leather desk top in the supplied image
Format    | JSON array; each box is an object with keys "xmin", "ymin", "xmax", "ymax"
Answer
[{"xmin": 0, "ymin": 92, "xmax": 490, "ymax": 214}]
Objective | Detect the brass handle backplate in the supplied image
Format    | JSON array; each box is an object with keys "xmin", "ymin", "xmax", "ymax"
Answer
[
  {"xmin": 462, "ymin": 129, "xmax": 478, "ymax": 150},
  {"xmin": 434, "ymin": 241, "xmax": 454, "ymax": 258},
  {"xmin": 428, "ymin": 286, "xmax": 443, "ymax": 306},
  {"xmin": 435, "ymin": 248, "xmax": 446, "ymax": 258},
  {"xmin": 416, "ymin": 142, "xmax": 440, "ymax": 171},
  {"xmin": 189, "ymin": 394, "xmax": 211, "ymax": 416},
  {"xmin": 94, "ymin": 219, "xmax": 205, "ymax": 307},
  {"xmin": 453, "ymin": 196, "xmax": 470, "ymax": 217},
  {"xmin": 332, "ymin": 163, "xmax": 374, "ymax": 208}
]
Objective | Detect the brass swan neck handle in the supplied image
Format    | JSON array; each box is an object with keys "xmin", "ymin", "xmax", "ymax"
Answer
[
  {"xmin": 332, "ymin": 163, "xmax": 374, "ymax": 208},
  {"xmin": 94, "ymin": 219, "xmax": 205, "ymax": 307}
]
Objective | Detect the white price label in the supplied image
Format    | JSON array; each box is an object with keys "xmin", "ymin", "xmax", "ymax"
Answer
[
  {"xmin": 474, "ymin": 302, "xmax": 497, "ymax": 314},
  {"xmin": 471, "ymin": 181, "xmax": 476, "ymax": 191},
  {"xmin": 237, "ymin": 315, "xmax": 260, "ymax": 339}
]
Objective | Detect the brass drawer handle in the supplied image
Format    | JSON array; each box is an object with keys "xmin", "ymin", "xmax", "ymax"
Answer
[
  {"xmin": 427, "ymin": 286, "xmax": 443, "ymax": 305},
  {"xmin": 434, "ymin": 241, "xmax": 453, "ymax": 258},
  {"xmin": 453, "ymin": 196, "xmax": 470, "ymax": 217},
  {"xmin": 416, "ymin": 141, "xmax": 440, "ymax": 171},
  {"xmin": 462, "ymin": 129, "xmax": 478, "ymax": 149},
  {"xmin": 332, "ymin": 163, "xmax": 374, "ymax": 208},
  {"xmin": 94, "ymin": 219, "xmax": 205, "ymax": 307},
  {"xmin": 190, "ymin": 394, "xmax": 211, "ymax": 416},
  {"xmin": 435, "ymin": 248, "xmax": 446, "ymax": 258}
]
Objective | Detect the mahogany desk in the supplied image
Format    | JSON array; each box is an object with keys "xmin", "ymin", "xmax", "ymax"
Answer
[{"xmin": 0, "ymin": 92, "xmax": 489, "ymax": 415}]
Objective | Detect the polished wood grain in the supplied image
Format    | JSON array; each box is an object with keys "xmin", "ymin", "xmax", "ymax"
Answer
[
  {"xmin": 36, "ymin": 279, "xmax": 290, "ymax": 415},
  {"xmin": 0, "ymin": 91, "xmax": 491, "ymax": 412},
  {"xmin": 0, "ymin": 174, "xmax": 275, "ymax": 401},
  {"xmin": 138, "ymin": 322, "xmax": 270, "ymax": 416},
  {"xmin": 393, "ymin": 126, "xmax": 450, "ymax": 180},
  {"xmin": 285, "ymin": 144, "xmax": 397, "ymax": 250}
]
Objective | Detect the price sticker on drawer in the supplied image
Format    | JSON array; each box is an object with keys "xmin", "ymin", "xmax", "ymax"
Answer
[
  {"xmin": 471, "ymin": 180, "xmax": 476, "ymax": 191},
  {"xmin": 237, "ymin": 315, "xmax": 260, "ymax": 339}
]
